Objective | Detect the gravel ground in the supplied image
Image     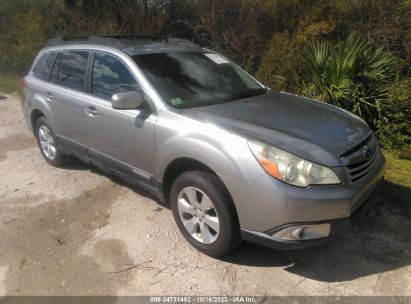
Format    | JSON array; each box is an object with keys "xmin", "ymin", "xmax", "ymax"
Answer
[{"xmin": 0, "ymin": 93, "xmax": 410, "ymax": 296}]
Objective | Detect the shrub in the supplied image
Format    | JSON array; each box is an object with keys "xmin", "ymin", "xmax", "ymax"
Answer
[
  {"xmin": 377, "ymin": 79, "xmax": 411, "ymax": 154},
  {"xmin": 287, "ymin": 35, "xmax": 399, "ymax": 129},
  {"xmin": 256, "ymin": 20, "xmax": 336, "ymax": 91}
]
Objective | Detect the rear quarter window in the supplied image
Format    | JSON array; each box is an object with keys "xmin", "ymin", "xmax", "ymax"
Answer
[{"xmin": 32, "ymin": 53, "xmax": 56, "ymax": 81}]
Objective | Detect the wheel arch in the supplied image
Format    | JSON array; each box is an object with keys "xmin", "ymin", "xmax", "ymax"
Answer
[
  {"xmin": 30, "ymin": 109, "xmax": 47, "ymax": 134},
  {"xmin": 162, "ymin": 157, "xmax": 231, "ymax": 205}
]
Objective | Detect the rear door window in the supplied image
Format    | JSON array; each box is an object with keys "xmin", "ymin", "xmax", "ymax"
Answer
[
  {"xmin": 92, "ymin": 52, "xmax": 140, "ymax": 100},
  {"xmin": 52, "ymin": 51, "xmax": 90, "ymax": 92},
  {"xmin": 33, "ymin": 53, "xmax": 56, "ymax": 81}
]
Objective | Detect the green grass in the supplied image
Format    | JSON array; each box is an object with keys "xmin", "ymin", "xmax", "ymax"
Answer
[
  {"xmin": 383, "ymin": 150, "xmax": 411, "ymax": 188},
  {"xmin": 0, "ymin": 74, "xmax": 21, "ymax": 93}
]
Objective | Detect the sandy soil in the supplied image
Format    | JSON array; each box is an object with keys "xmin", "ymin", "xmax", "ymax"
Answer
[{"xmin": 0, "ymin": 92, "xmax": 410, "ymax": 296}]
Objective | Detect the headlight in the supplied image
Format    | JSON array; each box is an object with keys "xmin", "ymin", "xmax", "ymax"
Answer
[{"xmin": 248, "ymin": 140, "xmax": 341, "ymax": 187}]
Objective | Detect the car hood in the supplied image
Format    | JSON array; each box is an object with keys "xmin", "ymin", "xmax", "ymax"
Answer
[{"xmin": 180, "ymin": 91, "xmax": 372, "ymax": 167}]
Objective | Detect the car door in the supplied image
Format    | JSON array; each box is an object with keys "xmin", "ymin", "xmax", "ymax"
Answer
[
  {"xmin": 84, "ymin": 51, "xmax": 157, "ymax": 184},
  {"xmin": 47, "ymin": 50, "xmax": 91, "ymax": 154}
]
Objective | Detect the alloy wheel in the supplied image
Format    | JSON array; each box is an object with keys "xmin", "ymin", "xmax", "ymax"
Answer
[
  {"xmin": 38, "ymin": 125, "xmax": 56, "ymax": 160},
  {"xmin": 177, "ymin": 186, "xmax": 220, "ymax": 244}
]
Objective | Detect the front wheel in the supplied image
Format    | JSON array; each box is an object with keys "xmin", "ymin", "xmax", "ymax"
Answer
[{"xmin": 170, "ymin": 171, "xmax": 241, "ymax": 257}]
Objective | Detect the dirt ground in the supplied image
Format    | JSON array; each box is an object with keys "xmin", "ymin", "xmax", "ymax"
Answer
[{"xmin": 0, "ymin": 92, "xmax": 410, "ymax": 296}]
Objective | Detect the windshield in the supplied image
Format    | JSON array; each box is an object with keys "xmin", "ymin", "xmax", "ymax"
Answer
[{"xmin": 133, "ymin": 52, "xmax": 266, "ymax": 108}]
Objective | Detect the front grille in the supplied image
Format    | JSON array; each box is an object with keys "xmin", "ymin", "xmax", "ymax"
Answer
[{"xmin": 341, "ymin": 135, "xmax": 378, "ymax": 184}]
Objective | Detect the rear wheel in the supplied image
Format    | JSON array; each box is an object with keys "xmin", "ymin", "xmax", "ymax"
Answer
[
  {"xmin": 35, "ymin": 117, "xmax": 69, "ymax": 167},
  {"xmin": 170, "ymin": 171, "xmax": 241, "ymax": 257}
]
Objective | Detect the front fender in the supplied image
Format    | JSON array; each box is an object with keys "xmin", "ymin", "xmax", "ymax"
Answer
[{"xmin": 155, "ymin": 111, "xmax": 265, "ymax": 182}]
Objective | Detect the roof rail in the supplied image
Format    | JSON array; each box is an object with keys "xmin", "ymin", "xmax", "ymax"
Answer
[
  {"xmin": 45, "ymin": 35, "xmax": 199, "ymax": 48},
  {"xmin": 45, "ymin": 35, "xmax": 164, "ymax": 47},
  {"xmin": 97, "ymin": 35, "xmax": 165, "ymax": 41},
  {"xmin": 166, "ymin": 37, "xmax": 199, "ymax": 47},
  {"xmin": 45, "ymin": 36, "xmax": 86, "ymax": 46}
]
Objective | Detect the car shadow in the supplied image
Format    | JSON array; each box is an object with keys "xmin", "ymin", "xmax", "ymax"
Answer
[
  {"xmin": 64, "ymin": 158, "xmax": 411, "ymax": 283},
  {"xmin": 66, "ymin": 157, "xmax": 167, "ymax": 207},
  {"xmin": 222, "ymin": 180, "xmax": 411, "ymax": 282}
]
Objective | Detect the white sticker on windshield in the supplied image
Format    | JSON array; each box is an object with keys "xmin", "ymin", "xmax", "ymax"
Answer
[{"xmin": 205, "ymin": 53, "xmax": 229, "ymax": 64}]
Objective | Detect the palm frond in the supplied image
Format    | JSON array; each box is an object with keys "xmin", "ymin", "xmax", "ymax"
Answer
[{"xmin": 287, "ymin": 35, "xmax": 398, "ymax": 127}]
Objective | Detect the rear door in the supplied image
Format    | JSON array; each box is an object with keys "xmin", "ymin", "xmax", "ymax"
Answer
[
  {"xmin": 84, "ymin": 51, "xmax": 157, "ymax": 182},
  {"xmin": 47, "ymin": 50, "xmax": 91, "ymax": 153}
]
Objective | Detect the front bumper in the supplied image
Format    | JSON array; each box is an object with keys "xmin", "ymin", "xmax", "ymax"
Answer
[
  {"xmin": 240, "ymin": 180, "xmax": 381, "ymax": 249},
  {"xmin": 220, "ymin": 148, "xmax": 385, "ymax": 250}
]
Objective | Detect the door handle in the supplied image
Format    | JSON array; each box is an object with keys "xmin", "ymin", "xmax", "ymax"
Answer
[
  {"xmin": 85, "ymin": 106, "xmax": 99, "ymax": 116},
  {"xmin": 44, "ymin": 92, "xmax": 54, "ymax": 102}
]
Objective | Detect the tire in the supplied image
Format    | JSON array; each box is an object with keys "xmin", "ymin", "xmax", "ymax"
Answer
[
  {"xmin": 170, "ymin": 170, "xmax": 241, "ymax": 257},
  {"xmin": 35, "ymin": 117, "xmax": 69, "ymax": 167}
]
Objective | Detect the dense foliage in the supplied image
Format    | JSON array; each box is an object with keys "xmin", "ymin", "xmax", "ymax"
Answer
[
  {"xmin": 0, "ymin": 0, "xmax": 409, "ymax": 153},
  {"xmin": 288, "ymin": 36, "xmax": 399, "ymax": 127}
]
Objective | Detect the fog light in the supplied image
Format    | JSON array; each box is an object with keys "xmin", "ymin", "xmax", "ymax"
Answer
[
  {"xmin": 272, "ymin": 223, "xmax": 330, "ymax": 241},
  {"xmin": 290, "ymin": 227, "xmax": 304, "ymax": 239}
]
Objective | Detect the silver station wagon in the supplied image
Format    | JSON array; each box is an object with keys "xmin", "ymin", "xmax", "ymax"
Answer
[{"xmin": 21, "ymin": 36, "xmax": 385, "ymax": 256}]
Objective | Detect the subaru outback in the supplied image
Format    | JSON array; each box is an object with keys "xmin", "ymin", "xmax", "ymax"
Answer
[{"xmin": 21, "ymin": 36, "xmax": 385, "ymax": 256}]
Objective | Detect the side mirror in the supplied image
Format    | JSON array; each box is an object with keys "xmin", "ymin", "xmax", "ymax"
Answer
[{"xmin": 111, "ymin": 91, "xmax": 143, "ymax": 110}]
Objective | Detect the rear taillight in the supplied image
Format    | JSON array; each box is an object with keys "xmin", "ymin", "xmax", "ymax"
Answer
[{"xmin": 20, "ymin": 78, "xmax": 27, "ymax": 88}]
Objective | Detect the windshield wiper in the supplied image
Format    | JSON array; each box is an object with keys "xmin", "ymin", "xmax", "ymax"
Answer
[
  {"xmin": 220, "ymin": 88, "xmax": 267, "ymax": 104},
  {"xmin": 177, "ymin": 88, "xmax": 267, "ymax": 109},
  {"xmin": 238, "ymin": 88, "xmax": 267, "ymax": 99}
]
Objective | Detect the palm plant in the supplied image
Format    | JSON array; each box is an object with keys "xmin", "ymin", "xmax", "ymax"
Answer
[{"xmin": 288, "ymin": 36, "xmax": 398, "ymax": 127}]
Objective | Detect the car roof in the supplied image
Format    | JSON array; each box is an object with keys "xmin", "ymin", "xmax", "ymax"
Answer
[{"xmin": 44, "ymin": 36, "xmax": 203, "ymax": 55}]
